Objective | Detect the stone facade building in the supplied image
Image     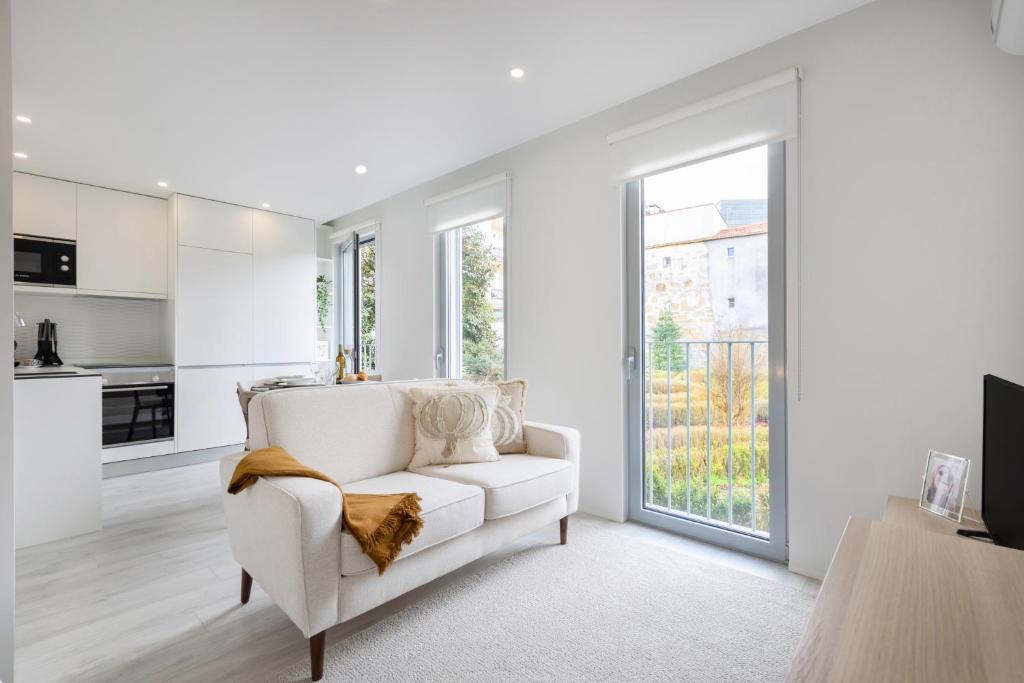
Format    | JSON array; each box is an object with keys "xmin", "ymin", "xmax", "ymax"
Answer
[{"xmin": 644, "ymin": 201, "xmax": 768, "ymax": 351}]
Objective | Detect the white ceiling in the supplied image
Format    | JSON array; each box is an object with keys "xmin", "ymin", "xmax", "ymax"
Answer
[{"xmin": 12, "ymin": 0, "xmax": 871, "ymax": 223}]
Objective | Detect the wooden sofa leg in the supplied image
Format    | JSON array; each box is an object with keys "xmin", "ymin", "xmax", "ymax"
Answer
[
  {"xmin": 560, "ymin": 516, "xmax": 568, "ymax": 545},
  {"xmin": 310, "ymin": 630, "xmax": 326, "ymax": 681},
  {"xmin": 240, "ymin": 569, "xmax": 253, "ymax": 604}
]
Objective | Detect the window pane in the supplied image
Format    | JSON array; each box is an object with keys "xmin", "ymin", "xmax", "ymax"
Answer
[
  {"xmin": 358, "ymin": 239, "xmax": 377, "ymax": 371},
  {"xmin": 338, "ymin": 241, "xmax": 355, "ymax": 353},
  {"xmin": 641, "ymin": 144, "xmax": 771, "ymax": 534},
  {"xmin": 460, "ymin": 218, "xmax": 504, "ymax": 381}
]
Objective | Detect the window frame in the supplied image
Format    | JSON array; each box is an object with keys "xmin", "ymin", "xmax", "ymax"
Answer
[
  {"xmin": 434, "ymin": 214, "xmax": 509, "ymax": 380},
  {"xmin": 335, "ymin": 223, "xmax": 380, "ymax": 374}
]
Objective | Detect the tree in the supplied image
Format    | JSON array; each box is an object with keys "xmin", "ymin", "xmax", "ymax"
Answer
[
  {"xmin": 709, "ymin": 333, "xmax": 760, "ymax": 424},
  {"xmin": 461, "ymin": 229, "xmax": 503, "ymax": 381},
  {"xmin": 651, "ymin": 309, "xmax": 685, "ymax": 372}
]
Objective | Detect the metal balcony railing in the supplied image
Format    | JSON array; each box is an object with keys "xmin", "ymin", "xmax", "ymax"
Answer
[
  {"xmin": 359, "ymin": 339, "xmax": 377, "ymax": 372},
  {"xmin": 644, "ymin": 340, "xmax": 770, "ymax": 538}
]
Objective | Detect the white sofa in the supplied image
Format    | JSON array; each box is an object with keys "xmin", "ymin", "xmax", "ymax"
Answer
[{"xmin": 220, "ymin": 380, "xmax": 580, "ymax": 680}]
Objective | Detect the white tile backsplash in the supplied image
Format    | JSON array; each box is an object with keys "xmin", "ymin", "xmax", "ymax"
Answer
[{"xmin": 13, "ymin": 292, "xmax": 166, "ymax": 365}]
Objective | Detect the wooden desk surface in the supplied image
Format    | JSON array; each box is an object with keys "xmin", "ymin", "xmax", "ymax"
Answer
[
  {"xmin": 787, "ymin": 503, "xmax": 1024, "ymax": 682},
  {"xmin": 884, "ymin": 495, "xmax": 985, "ymax": 536}
]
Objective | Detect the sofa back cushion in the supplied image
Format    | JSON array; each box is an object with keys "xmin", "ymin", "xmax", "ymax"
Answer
[{"xmin": 246, "ymin": 380, "xmax": 453, "ymax": 484}]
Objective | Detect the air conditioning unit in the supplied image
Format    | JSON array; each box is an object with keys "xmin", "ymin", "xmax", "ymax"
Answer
[{"xmin": 992, "ymin": 0, "xmax": 1024, "ymax": 54}]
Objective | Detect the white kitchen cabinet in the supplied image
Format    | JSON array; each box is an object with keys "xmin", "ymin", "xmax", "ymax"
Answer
[
  {"xmin": 14, "ymin": 172, "xmax": 77, "ymax": 240},
  {"xmin": 253, "ymin": 210, "xmax": 316, "ymax": 363},
  {"xmin": 77, "ymin": 185, "xmax": 168, "ymax": 297},
  {"xmin": 177, "ymin": 195, "xmax": 253, "ymax": 253},
  {"xmin": 175, "ymin": 366, "xmax": 251, "ymax": 452},
  {"xmin": 15, "ymin": 374, "xmax": 102, "ymax": 548},
  {"xmin": 176, "ymin": 246, "xmax": 253, "ymax": 366}
]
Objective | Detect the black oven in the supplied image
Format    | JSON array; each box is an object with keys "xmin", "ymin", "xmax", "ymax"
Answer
[
  {"xmin": 90, "ymin": 366, "xmax": 176, "ymax": 447},
  {"xmin": 14, "ymin": 234, "xmax": 76, "ymax": 287}
]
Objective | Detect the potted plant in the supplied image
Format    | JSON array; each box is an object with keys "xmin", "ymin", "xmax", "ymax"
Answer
[{"xmin": 316, "ymin": 274, "xmax": 332, "ymax": 331}]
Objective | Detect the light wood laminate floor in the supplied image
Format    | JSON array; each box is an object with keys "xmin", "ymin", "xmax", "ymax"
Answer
[{"xmin": 16, "ymin": 461, "xmax": 819, "ymax": 682}]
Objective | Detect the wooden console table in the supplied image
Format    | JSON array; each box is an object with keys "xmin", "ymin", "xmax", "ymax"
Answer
[{"xmin": 787, "ymin": 496, "xmax": 1024, "ymax": 682}]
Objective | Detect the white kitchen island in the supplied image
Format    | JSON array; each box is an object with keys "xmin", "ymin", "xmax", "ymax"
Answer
[{"xmin": 14, "ymin": 366, "xmax": 102, "ymax": 548}]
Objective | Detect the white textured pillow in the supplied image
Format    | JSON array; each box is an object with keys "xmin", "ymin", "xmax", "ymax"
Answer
[
  {"xmin": 490, "ymin": 379, "xmax": 528, "ymax": 454},
  {"xmin": 408, "ymin": 385, "xmax": 501, "ymax": 468}
]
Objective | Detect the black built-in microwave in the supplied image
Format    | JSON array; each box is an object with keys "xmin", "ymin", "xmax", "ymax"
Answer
[{"xmin": 13, "ymin": 234, "xmax": 76, "ymax": 287}]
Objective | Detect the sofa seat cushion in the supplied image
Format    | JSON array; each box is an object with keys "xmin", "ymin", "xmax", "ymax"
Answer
[
  {"xmin": 412, "ymin": 455, "xmax": 573, "ymax": 520},
  {"xmin": 339, "ymin": 471, "xmax": 484, "ymax": 576}
]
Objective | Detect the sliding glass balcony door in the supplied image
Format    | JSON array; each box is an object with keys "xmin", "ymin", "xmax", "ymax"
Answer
[{"xmin": 626, "ymin": 143, "xmax": 787, "ymax": 561}]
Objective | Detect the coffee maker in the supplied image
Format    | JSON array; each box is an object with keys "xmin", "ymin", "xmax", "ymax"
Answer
[{"xmin": 33, "ymin": 318, "xmax": 63, "ymax": 366}]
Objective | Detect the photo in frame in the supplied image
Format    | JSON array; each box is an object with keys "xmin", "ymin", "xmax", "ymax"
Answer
[{"xmin": 919, "ymin": 450, "xmax": 971, "ymax": 522}]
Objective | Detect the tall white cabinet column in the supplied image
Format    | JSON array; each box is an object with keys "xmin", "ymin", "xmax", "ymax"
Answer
[
  {"xmin": 167, "ymin": 195, "xmax": 315, "ymax": 453},
  {"xmin": 176, "ymin": 246, "xmax": 254, "ymax": 366},
  {"xmin": 253, "ymin": 210, "xmax": 316, "ymax": 363}
]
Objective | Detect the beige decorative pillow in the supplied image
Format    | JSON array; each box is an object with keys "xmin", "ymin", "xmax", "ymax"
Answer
[
  {"xmin": 408, "ymin": 385, "xmax": 501, "ymax": 468},
  {"xmin": 491, "ymin": 379, "xmax": 528, "ymax": 454}
]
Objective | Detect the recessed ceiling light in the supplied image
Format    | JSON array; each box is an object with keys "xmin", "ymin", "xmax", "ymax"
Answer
[
  {"xmin": 261, "ymin": 203, "xmax": 271, "ymax": 208},
  {"xmin": 15, "ymin": 115, "xmax": 31, "ymax": 124},
  {"xmin": 157, "ymin": 181, "xmax": 169, "ymax": 188},
  {"xmin": 12, "ymin": 152, "xmax": 27, "ymax": 159},
  {"xmin": 354, "ymin": 164, "xmax": 367, "ymax": 175},
  {"xmin": 509, "ymin": 67, "xmax": 525, "ymax": 80}
]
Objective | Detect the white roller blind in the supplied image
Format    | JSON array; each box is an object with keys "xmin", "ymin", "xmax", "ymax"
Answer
[
  {"xmin": 330, "ymin": 219, "xmax": 378, "ymax": 243},
  {"xmin": 607, "ymin": 68, "xmax": 800, "ymax": 181},
  {"xmin": 425, "ymin": 172, "xmax": 510, "ymax": 233}
]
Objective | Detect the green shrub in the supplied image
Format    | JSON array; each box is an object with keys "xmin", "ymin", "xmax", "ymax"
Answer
[
  {"xmin": 646, "ymin": 467, "xmax": 769, "ymax": 531},
  {"xmin": 649, "ymin": 369, "xmax": 709, "ymax": 395},
  {"xmin": 650, "ymin": 378, "xmax": 688, "ymax": 395},
  {"xmin": 648, "ymin": 402, "xmax": 708, "ymax": 428}
]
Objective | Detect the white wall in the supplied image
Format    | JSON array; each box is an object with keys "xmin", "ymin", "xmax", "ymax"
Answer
[
  {"xmin": 333, "ymin": 100, "xmax": 627, "ymax": 523},
  {"xmin": 331, "ymin": 0, "xmax": 1024, "ymax": 577},
  {"xmin": 0, "ymin": 0, "xmax": 13, "ymax": 678}
]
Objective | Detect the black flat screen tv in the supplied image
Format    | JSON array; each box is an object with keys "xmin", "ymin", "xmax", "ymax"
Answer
[{"xmin": 982, "ymin": 374, "xmax": 1024, "ymax": 550}]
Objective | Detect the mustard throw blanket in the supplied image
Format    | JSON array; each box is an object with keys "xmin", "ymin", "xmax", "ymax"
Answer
[{"xmin": 227, "ymin": 446, "xmax": 423, "ymax": 574}]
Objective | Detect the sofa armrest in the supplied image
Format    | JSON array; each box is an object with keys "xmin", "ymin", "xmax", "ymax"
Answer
[
  {"xmin": 523, "ymin": 421, "xmax": 580, "ymax": 514},
  {"xmin": 219, "ymin": 453, "xmax": 341, "ymax": 637}
]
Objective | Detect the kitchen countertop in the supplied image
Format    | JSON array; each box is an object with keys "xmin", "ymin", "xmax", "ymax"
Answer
[
  {"xmin": 14, "ymin": 365, "xmax": 102, "ymax": 380},
  {"xmin": 76, "ymin": 362, "xmax": 174, "ymax": 369}
]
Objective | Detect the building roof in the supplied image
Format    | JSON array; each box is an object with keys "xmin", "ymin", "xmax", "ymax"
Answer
[
  {"xmin": 645, "ymin": 221, "xmax": 766, "ymax": 250},
  {"xmin": 717, "ymin": 199, "xmax": 768, "ymax": 227},
  {"xmin": 643, "ymin": 203, "xmax": 728, "ymax": 247},
  {"xmin": 709, "ymin": 222, "xmax": 767, "ymax": 240}
]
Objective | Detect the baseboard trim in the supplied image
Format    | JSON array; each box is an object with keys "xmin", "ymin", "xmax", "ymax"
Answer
[
  {"xmin": 102, "ymin": 444, "xmax": 243, "ymax": 478},
  {"xmin": 787, "ymin": 562, "xmax": 825, "ymax": 581}
]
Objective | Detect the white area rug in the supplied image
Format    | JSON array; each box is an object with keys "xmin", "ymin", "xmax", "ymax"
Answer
[{"xmin": 280, "ymin": 517, "xmax": 813, "ymax": 682}]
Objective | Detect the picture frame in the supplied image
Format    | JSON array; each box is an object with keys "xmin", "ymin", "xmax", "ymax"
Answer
[{"xmin": 919, "ymin": 450, "xmax": 971, "ymax": 523}]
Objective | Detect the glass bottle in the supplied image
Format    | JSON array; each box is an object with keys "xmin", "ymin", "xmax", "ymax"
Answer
[{"xmin": 335, "ymin": 344, "xmax": 345, "ymax": 382}]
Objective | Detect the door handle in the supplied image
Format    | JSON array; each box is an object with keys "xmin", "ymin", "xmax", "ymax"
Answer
[{"xmin": 625, "ymin": 346, "xmax": 637, "ymax": 379}]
